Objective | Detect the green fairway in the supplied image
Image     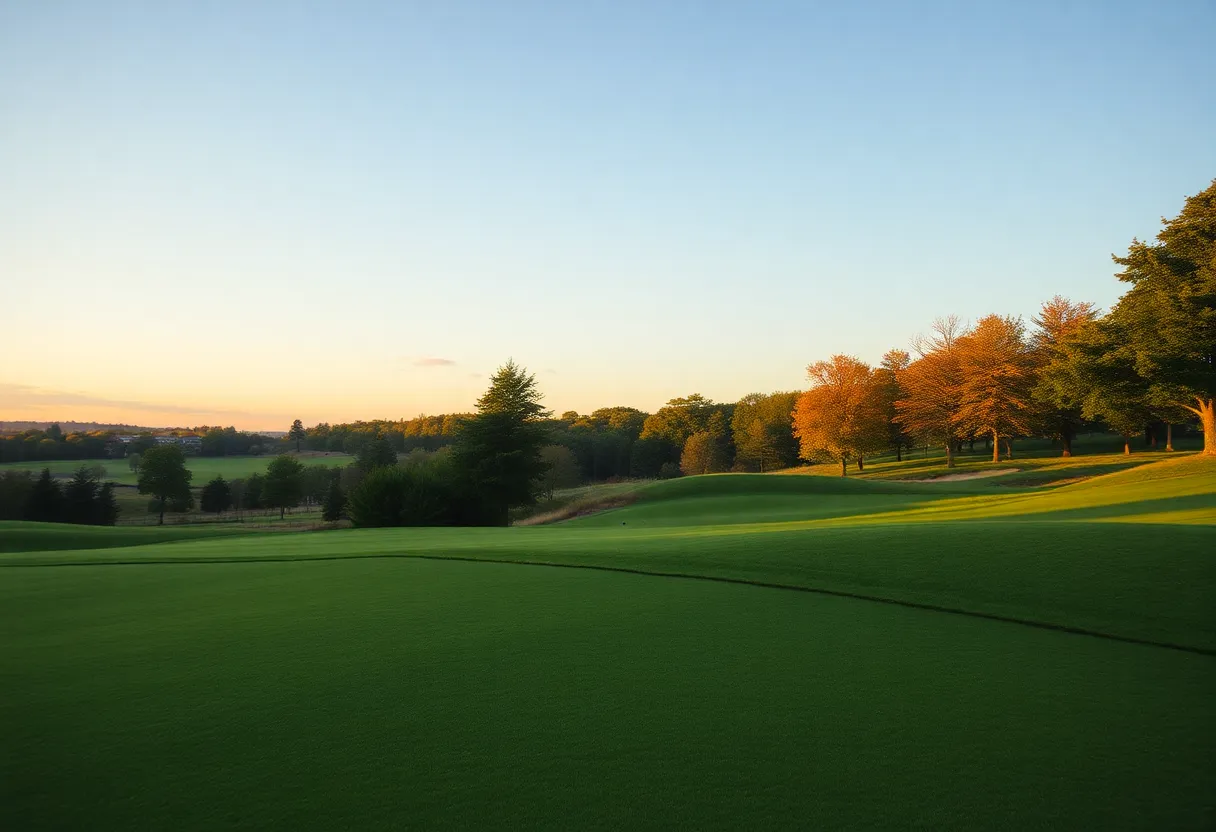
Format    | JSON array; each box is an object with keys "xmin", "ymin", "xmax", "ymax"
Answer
[
  {"xmin": 0, "ymin": 521, "xmax": 260, "ymax": 553},
  {"xmin": 0, "ymin": 452, "xmax": 353, "ymax": 485},
  {"xmin": 2, "ymin": 456, "xmax": 1214, "ymax": 828}
]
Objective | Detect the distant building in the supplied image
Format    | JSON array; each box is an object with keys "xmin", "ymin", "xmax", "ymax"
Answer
[{"xmin": 148, "ymin": 435, "xmax": 203, "ymax": 454}]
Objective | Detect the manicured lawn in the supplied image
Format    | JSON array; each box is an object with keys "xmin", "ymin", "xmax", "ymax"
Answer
[
  {"xmin": 0, "ymin": 453, "xmax": 354, "ymax": 485},
  {"xmin": 2, "ymin": 455, "xmax": 1213, "ymax": 828}
]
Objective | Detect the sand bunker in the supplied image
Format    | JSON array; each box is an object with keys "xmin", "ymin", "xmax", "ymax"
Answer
[{"xmin": 910, "ymin": 468, "xmax": 1019, "ymax": 482}]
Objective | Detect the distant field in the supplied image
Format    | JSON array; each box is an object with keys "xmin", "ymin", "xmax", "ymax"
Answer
[
  {"xmin": 2, "ymin": 454, "xmax": 1213, "ymax": 828},
  {"xmin": 0, "ymin": 452, "xmax": 354, "ymax": 485}
]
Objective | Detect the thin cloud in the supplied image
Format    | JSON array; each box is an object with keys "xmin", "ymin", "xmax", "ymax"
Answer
[
  {"xmin": 413, "ymin": 357, "xmax": 457, "ymax": 367},
  {"xmin": 0, "ymin": 383, "xmax": 261, "ymax": 419}
]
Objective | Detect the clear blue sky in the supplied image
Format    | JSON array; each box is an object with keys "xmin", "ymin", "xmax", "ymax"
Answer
[{"xmin": 2, "ymin": 0, "xmax": 1213, "ymax": 430}]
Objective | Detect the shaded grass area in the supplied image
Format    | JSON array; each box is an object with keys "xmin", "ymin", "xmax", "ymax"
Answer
[
  {"xmin": 2, "ymin": 558, "xmax": 1212, "ymax": 830},
  {"xmin": 0, "ymin": 520, "xmax": 260, "ymax": 553}
]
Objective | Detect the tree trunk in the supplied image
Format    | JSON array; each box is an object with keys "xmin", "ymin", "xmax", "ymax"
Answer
[
  {"xmin": 896, "ymin": 445, "xmax": 902, "ymax": 462},
  {"xmin": 840, "ymin": 457, "xmax": 847, "ymax": 477},
  {"xmin": 1061, "ymin": 426, "xmax": 1073, "ymax": 457},
  {"xmin": 1123, "ymin": 437, "xmax": 1131, "ymax": 456},
  {"xmin": 280, "ymin": 506, "xmax": 285, "ymax": 520},
  {"xmin": 991, "ymin": 430, "xmax": 1000, "ymax": 463},
  {"xmin": 945, "ymin": 442, "xmax": 955, "ymax": 468},
  {"xmin": 1005, "ymin": 439, "xmax": 1013, "ymax": 460},
  {"xmin": 1166, "ymin": 423, "xmax": 1174, "ymax": 452},
  {"xmin": 1200, "ymin": 399, "xmax": 1216, "ymax": 455},
  {"xmin": 158, "ymin": 498, "xmax": 165, "ymax": 526}
]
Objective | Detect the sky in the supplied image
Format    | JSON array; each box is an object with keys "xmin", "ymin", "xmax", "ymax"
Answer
[{"xmin": 2, "ymin": 1, "xmax": 1214, "ymax": 431}]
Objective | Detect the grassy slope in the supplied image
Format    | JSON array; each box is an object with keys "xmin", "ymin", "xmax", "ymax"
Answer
[
  {"xmin": 0, "ymin": 520, "xmax": 260, "ymax": 553},
  {"xmin": 2, "ymin": 455, "xmax": 1213, "ymax": 829}
]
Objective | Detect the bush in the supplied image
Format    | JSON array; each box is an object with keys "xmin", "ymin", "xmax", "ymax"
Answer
[
  {"xmin": 658, "ymin": 462, "xmax": 682, "ymax": 479},
  {"xmin": 347, "ymin": 458, "xmax": 464, "ymax": 528}
]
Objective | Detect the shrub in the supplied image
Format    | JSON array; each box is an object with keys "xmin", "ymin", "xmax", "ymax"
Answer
[
  {"xmin": 347, "ymin": 457, "xmax": 464, "ymax": 528},
  {"xmin": 658, "ymin": 462, "xmax": 682, "ymax": 479}
]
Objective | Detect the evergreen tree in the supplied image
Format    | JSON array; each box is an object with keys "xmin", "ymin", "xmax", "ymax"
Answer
[
  {"xmin": 288, "ymin": 419, "xmax": 307, "ymax": 453},
  {"xmin": 26, "ymin": 468, "xmax": 63, "ymax": 523},
  {"xmin": 200, "ymin": 475, "xmax": 233, "ymax": 514},
  {"xmin": 96, "ymin": 483, "xmax": 120, "ymax": 526},
  {"xmin": 452, "ymin": 360, "xmax": 551, "ymax": 525},
  {"xmin": 322, "ymin": 479, "xmax": 346, "ymax": 522},
  {"xmin": 64, "ymin": 466, "xmax": 101, "ymax": 524}
]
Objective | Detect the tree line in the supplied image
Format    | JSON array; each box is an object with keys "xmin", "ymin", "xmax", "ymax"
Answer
[
  {"xmin": 0, "ymin": 467, "xmax": 119, "ymax": 525},
  {"xmin": 793, "ymin": 180, "xmax": 1215, "ymax": 471}
]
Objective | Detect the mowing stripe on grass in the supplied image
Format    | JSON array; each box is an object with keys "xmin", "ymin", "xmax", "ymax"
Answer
[{"xmin": 5, "ymin": 550, "xmax": 1213, "ymax": 658}]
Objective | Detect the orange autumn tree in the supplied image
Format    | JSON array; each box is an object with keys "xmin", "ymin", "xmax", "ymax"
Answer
[
  {"xmin": 894, "ymin": 317, "xmax": 967, "ymax": 468},
  {"xmin": 793, "ymin": 355, "xmax": 887, "ymax": 476},
  {"xmin": 953, "ymin": 315, "xmax": 1037, "ymax": 462}
]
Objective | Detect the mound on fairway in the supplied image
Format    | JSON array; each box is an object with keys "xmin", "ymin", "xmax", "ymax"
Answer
[
  {"xmin": 2, "ymin": 456, "xmax": 1213, "ymax": 829},
  {"xmin": 0, "ymin": 520, "xmax": 259, "ymax": 554}
]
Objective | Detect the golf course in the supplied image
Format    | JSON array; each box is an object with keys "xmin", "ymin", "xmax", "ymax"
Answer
[{"xmin": 3, "ymin": 453, "xmax": 1213, "ymax": 829}]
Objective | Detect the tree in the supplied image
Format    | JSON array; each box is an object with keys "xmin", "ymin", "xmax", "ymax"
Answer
[
  {"xmin": 356, "ymin": 435, "xmax": 398, "ymax": 472},
  {"xmin": 875, "ymin": 350, "xmax": 912, "ymax": 461},
  {"xmin": 322, "ymin": 479, "xmax": 346, "ymax": 522},
  {"xmin": 127, "ymin": 452, "xmax": 142, "ymax": 473},
  {"xmin": 1069, "ymin": 317, "xmax": 1155, "ymax": 455},
  {"xmin": 895, "ymin": 318, "xmax": 969, "ymax": 467},
  {"xmin": 0, "ymin": 471, "xmax": 34, "ymax": 521},
  {"xmin": 793, "ymin": 355, "xmax": 887, "ymax": 476},
  {"xmin": 680, "ymin": 431, "xmax": 731, "ymax": 475},
  {"xmin": 639, "ymin": 394, "xmax": 720, "ymax": 450},
  {"xmin": 288, "ymin": 419, "xmax": 307, "ymax": 453},
  {"xmin": 539, "ymin": 445, "xmax": 581, "ymax": 497},
  {"xmin": 301, "ymin": 464, "xmax": 336, "ymax": 506},
  {"xmin": 63, "ymin": 466, "xmax": 101, "ymax": 524},
  {"xmin": 95, "ymin": 482, "xmax": 119, "ymax": 526},
  {"xmin": 953, "ymin": 315, "xmax": 1036, "ymax": 462},
  {"xmin": 731, "ymin": 392, "xmax": 799, "ymax": 472},
  {"xmin": 1108, "ymin": 180, "xmax": 1216, "ymax": 454},
  {"xmin": 137, "ymin": 446, "xmax": 192, "ymax": 525},
  {"xmin": 26, "ymin": 469, "xmax": 63, "ymax": 522},
  {"xmin": 263, "ymin": 455, "xmax": 304, "ymax": 520},
  {"xmin": 629, "ymin": 436, "xmax": 677, "ymax": 478},
  {"xmin": 200, "ymin": 475, "xmax": 233, "ymax": 514},
  {"xmin": 1031, "ymin": 296, "xmax": 1099, "ymax": 456},
  {"xmin": 451, "ymin": 360, "xmax": 551, "ymax": 525}
]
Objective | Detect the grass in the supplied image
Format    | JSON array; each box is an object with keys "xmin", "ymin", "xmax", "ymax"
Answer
[
  {"xmin": 0, "ymin": 521, "xmax": 260, "ymax": 553},
  {"xmin": 0, "ymin": 452, "xmax": 354, "ymax": 485},
  {"xmin": 2, "ymin": 453, "xmax": 1214, "ymax": 828}
]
